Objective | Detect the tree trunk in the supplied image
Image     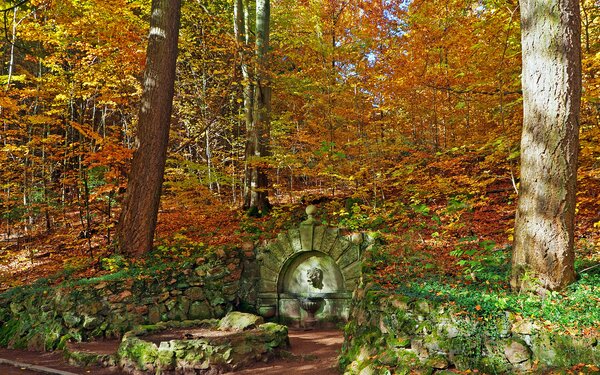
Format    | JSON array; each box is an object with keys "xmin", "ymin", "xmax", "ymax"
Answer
[
  {"xmin": 511, "ymin": 0, "xmax": 581, "ymax": 291},
  {"xmin": 116, "ymin": 0, "xmax": 181, "ymax": 257},
  {"xmin": 244, "ymin": 0, "xmax": 271, "ymax": 214}
]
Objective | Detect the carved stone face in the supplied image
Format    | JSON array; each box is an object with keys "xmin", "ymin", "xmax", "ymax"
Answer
[{"xmin": 306, "ymin": 267, "xmax": 324, "ymax": 290}]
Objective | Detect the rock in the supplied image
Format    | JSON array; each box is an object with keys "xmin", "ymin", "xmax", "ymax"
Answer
[
  {"xmin": 188, "ymin": 301, "xmax": 212, "ymax": 319},
  {"xmin": 394, "ymin": 348, "xmax": 420, "ymax": 368},
  {"xmin": 93, "ymin": 282, "xmax": 108, "ymax": 290},
  {"xmin": 165, "ymin": 298, "xmax": 177, "ymax": 311},
  {"xmin": 511, "ymin": 318, "xmax": 539, "ymax": 335},
  {"xmin": 410, "ymin": 339, "xmax": 429, "ymax": 360},
  {"xmin": 134, "ymin": 305, "xmax": 149, "ymax": 315},
  {"xmin": 184, "ymin": 287, "xmax": 204, "ymax": 301},
  {"xmin": 148, "ymin": 305, "xmax": 161, "ymax": 324},
  {"xmin": 9, "ymin": 302, "xmax": 23, "ymax": 314},
  {"xmin": 156, "ymin": 344, "xmax": 175, "ymax": 369},
  {"xmin": 437, "ymin": 319, "xmax": 460, "ymax": 339},
  {"xmin": 195, "ymin": 268, "xmax": 206, "ymax": 277},
  {"xmin": 390, "ymin": 295, "xmax": 410, "ymax": 311},
  {"xmin": 62, "ymin": 312, "xmax": 81, "ymax": 328},
  {"xmin": 116, "ymin": 290, "xmax": 132, "ymax": 302},
  {"xmin": 218, "ymin": 312, "xmax": 263, "ymax": 331},
  {"xmin": 358, "ymin": 364, "xmax": 376, "ymax": 375},
  {"xmin": 426, "ymin": 354, "xmax": 449, "ymax": 369},
  {"xmin": 157, "ymin": 291, "xmax": 170, "ymax": 303},
  {"xmin": 388, "ymin": 336, "xmax": 411, "ymax": 348},
  {"xmin": 504, "ymin": 338, "xmax": 532, "ymax": 364},
  {"xmin": 415, "ymin": 299, "xmax": 430, "ymax": 314},
  {"xmin": 82, "ymin": 314, "xmax": 101, "ymax": 330},
  {"xmin": 167, "ymin": 298, "xmax": 190, "ymax": 321}
]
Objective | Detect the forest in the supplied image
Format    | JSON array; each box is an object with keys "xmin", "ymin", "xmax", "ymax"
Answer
[{"xmin": 0, "ymin": 0, "xmax": 599, "ymax": 373}]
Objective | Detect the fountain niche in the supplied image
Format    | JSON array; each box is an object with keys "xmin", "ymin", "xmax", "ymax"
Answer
[{"xmin": 255, "ymin": 205, "xmax": 368, "ymax": 328}]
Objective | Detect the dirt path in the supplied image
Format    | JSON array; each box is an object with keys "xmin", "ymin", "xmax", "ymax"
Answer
[
  {"xmin": 0, "ymin": 349, "xmax": 122, "ymax": 374},
  {"xmin": 0, "ymin": 329, "xmax": 344, "ymax": 374},
  {"xmin": 226, "ymin": 329, "xmax": 344, "ymax": 375}
]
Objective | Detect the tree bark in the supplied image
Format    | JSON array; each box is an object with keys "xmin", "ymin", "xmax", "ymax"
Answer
[
  {"xmin": 511, "ymin": 0, "xmax": 581, "ymax": 291},
  {"xmin": 116, "ymin": 0, "xmax": 181, "ymax": 257}
]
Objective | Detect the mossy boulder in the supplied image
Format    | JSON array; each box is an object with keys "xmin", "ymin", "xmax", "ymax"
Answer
[{"xmin": 218, "ymin": 311, "xmax": 264, "ymax": 331}]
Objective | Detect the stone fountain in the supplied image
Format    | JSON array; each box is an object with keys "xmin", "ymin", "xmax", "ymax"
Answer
[{"xmin": 254, "ymin": 205, "xmax": 369, "ymax": 328}]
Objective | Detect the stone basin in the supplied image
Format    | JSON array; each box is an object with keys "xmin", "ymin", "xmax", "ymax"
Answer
[{"xmin": 117, "ymin": 312, "xmax": 289, "ymax": 374}]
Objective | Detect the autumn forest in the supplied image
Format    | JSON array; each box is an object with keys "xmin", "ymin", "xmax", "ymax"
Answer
[{"xmin": 0, "ymin": 0, "xmax": 599, "ymax": 372}]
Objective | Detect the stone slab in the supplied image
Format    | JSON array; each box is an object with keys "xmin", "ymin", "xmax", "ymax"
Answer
[
  {"xmin": 331, "ymin": 239, "xmax": 351, "ymax": 261},
  {"xmin": 288, "ymin": 229, "xmax": 302, "ymax": 253},
  {"xmin": 338, "ymin": 245, "xmax": 360, "ymax": 270},
  {"xmin": 320, "ymin": 228, "xmax": 339, "ymax": 255},
  {"xmin": 312, "ymin": 226, "xmax": 327, "ymax": 252},
  {"xmin": 342, "ymin": 260, "xmax": 362, "ymax": 280},
  {"xmin": 300, "ymin": 223, "xmax": 315, "ymax": 251}
]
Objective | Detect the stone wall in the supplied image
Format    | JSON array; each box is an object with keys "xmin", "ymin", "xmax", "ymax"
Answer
[
  {"xmin": 0, "ymin": 250, "xmax": 244, "ymax": 351},
  {"xmin": 340, "ymin": 286, "xmax": 599, "ymax": 374}
]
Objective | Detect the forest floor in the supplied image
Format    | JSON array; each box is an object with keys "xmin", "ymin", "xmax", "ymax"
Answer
[{"xmin": 1, "ymin": 141, "xmax": 599, "ymax": 293}]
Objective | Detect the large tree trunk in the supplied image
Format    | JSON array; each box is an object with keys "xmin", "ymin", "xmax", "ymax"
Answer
[
  {"xmin": 116, "ymin": 0, "xmax": 181, "ymax": 257},
  {"xmin": 244, "ymin": 0, "xmax": 271, "ymax": 214},
  {"xmin": 511, "ymin": 0, "xmax": 581, "ymax": 291}
]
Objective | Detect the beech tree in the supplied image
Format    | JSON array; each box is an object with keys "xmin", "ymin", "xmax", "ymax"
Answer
[
  {"xmin": 511, "ymin": 0, "xmax": 581, "ymax": 291},
  {"xmin": 239, "ymin": 0, "xmax": 271, "ymax": 214},
  {"xmin": 116, "ymin": 0, "xmax": 182, "ymax": 257}
]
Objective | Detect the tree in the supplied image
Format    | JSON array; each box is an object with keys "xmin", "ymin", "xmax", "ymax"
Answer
[
  {"xmin": 243, "ymin": 0, "xmax": 271, "ymax": 214},
  {"xmin": 116, "ymin": 0, "xmax": 182, "ymax": 257},
  {"xmin": 511, "ymin": 0, "xmax": 581, "ymax": 291}
]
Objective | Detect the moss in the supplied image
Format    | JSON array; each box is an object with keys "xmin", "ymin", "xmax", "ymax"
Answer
[
  {"xmin": 118, "ymin": 337, "xmax": 159, "ymax": 370},
  {"xmin": 66, "ymin": 349, "xmax": 117, "ymax": 367}
]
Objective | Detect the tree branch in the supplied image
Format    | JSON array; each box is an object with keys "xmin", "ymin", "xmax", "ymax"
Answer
[{"xmin": 424, "ymin": 83, "xmax": 522, "ymax": 97}]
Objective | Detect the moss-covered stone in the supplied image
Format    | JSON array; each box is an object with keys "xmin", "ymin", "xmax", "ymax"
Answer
[
  {"xmin": 340, "ymin": 288, "xmax": 599, "ymax": 375},
  {"xmin": 117, "ymin": 315, "xmax": 288, "ymax": 374},
  {"xmin": 118, "ymin": 337, "xmax": 159, "ymax": 371},
  {"xmin": 218, "ymin": 311, "xmax": 264, "ymax": 331}
]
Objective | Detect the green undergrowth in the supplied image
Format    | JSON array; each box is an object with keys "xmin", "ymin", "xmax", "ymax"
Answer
[{"xmin": 363, "ymin": 243, "xmax": 600, "ymax": 334}]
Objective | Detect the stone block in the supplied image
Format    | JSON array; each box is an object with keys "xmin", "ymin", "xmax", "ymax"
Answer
[
  {"xmin": 259, "ymin": 279, "xmax": 277, "ymax": 293},
  {"xmin": 511, "ymin": 318, "xmax": 539, "ymax": 335},
  {"xmin": 503, "ymin": 338, "xmax": 532, "ymax": 365},
  {"xmin": 148, "ymin": 305, "xmax": 161, "ymax": 324},
  {"xmin": 330, "ymin": 239, "xmax": 350, "ymax": 261},
  {"xmin": 338, "ymin": 245, "xmax": 359, "ymax": 269},
  {"xmin": 342, "ymin": 261, "xmax": 362, "ymax": 280},
  {"xmin": 287, "ymin": 229, "xmax": 302, "ymax": 253},
  {"xmin": 184, "ymin": 287, "xmax": 204, "ymax": 301},
  {"xmin": 300, "ymin": 223, "xmax": 315, "ymax": 251},
  {"xmin": 259, "ymin": 265, "xmax": 278, "ymax": 283},
  {"xmin": 312, "ymin": 226, "xmax": 327, "ymax": 251},
  {"xmin": 188, "ymin": 302, "xmax": 211, "ymax": 320},
  {"xmin": 345, "ymin": 277, "xmax": 359, "ymax": 290},
  {"xmin": 320, "ymin": 228, "xmax": 339, "ymax": 254},
  {"xmin": 265, "ymin": 242, "xmax": 286, "ymax": 263},
  {"xmin": 259, "ymin": 253, "xmax": 280, "ymax": 274},
  {"xmin": 276, "ymin": 232, "xmax": 294, "ymax": 257}
]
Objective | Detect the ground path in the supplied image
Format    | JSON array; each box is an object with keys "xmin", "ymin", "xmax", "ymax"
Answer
[{"xmin": 0, "ymin": 329, "xmax": 344, "ymax": 374}]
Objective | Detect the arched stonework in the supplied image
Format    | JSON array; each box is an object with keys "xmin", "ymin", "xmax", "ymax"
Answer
[{"xmin": 255, "ymin": 206, "xmax": 365, "ymax": 327}]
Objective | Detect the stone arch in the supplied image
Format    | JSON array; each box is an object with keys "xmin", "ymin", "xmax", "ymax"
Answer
[{"xmin": 255, "ymin": 206, "xmax": 364, "ymax": 326}]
